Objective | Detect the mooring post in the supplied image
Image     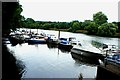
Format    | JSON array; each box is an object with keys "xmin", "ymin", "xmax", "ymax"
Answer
[
  {"xmin": 58, "ymin": 30, "xmax": 60, "ymax": 39},
  {"xmin": 105, "ymin": 50, "xmax": 108, "ymax": 67}
]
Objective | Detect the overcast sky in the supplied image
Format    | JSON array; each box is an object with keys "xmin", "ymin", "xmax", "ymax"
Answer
[{"xmin": 19, "ymin": 0, "xmax": 119, "ymax": 22}]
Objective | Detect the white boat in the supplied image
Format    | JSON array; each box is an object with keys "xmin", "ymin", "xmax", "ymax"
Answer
[
  {"xmin": 71, "ymin": 43, "xmax": 104, "ymax": 60},
  {"xmin": 69, "ymin": 37, "xmax": 81, "ymax": 46},
  {"xmin": 46, "ymin": 34, "xmax": 58, "ymax": 44}
]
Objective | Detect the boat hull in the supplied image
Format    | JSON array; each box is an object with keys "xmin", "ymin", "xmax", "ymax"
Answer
[
  {"xmin": 28, "ymin": 39, "xmax": 46, "ymax": 44},
  {"xmin": 71, "ymin": 48, "xmax": 104, "ymax": 60},
  {"xmin": 46, "ymin": 40, "xmax": 58, "ymax": 45},
  {"xmin": 71, "ymin": 52, "xmax": 100, "ymax": 65},
  {"xmin": 58, "ymin": 43, "xmax": 73, "ymax": 52}
]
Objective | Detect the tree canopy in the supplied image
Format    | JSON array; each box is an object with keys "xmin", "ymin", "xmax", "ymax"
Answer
[
  {"xmin": 85, "ymin": 22, "xmax": 98, "ymax": 34},
  {"xmin": 97, "ymin": 23, "xmax": 118, "ymax": 36},
  {"xmin": 2, "ymin": 2, "xmax": 23, "ymax": 36},
  {"xmin": 93, "ymin": 11, "xmax": 108, "ymax": 25}
]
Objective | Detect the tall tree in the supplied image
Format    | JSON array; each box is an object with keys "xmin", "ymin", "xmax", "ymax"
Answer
[
  {"xmin": 2, "ymin": 2, "xmax": 23, "ymax": 36},
  {"xmin": 93, "ymin": 12, "xmax": 108, "ymax": 25},
  {"xmin": 25, "ymin": 18, "xmax": 35, "ymax": 28}
]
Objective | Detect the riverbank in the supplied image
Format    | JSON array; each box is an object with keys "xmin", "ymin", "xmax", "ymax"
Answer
[{"xmin": 49, "ymin": 28, "xmax": 120, "ymax": 38}]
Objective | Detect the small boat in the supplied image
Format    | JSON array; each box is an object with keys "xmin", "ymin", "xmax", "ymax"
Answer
[
  {"xmin": 58, "ymin": 38, "xmax": 73, "ymax": 51},
  {"xmin": 100, "ymin": 45, "xmax": 119, "ymax": 57},
  {"xmin": 104, "ymin": 53, "xmax": 120, "ymax": 65},
  {"xmin": 46, "ymin": 34, "xmax": 58, "ymax": 44},
  {"xmin": 69, "ymin": 37, "xmax": 81, "ymax": 46},
  {"xmin": 28, "ymin": 37, "xmax": 46, "ymax": 44},
  {"xmin": 9, "ymin": 32, "xmax": 25, "ymax": 46}
]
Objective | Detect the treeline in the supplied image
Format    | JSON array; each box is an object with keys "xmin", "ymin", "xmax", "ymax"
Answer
[
  {"xmin": 2, "ymin": 2, "xmax": 120, "ymax": 37},
  {"xmin": 20, "ymin": 12, "xmax": 120, "ymax": 37}
]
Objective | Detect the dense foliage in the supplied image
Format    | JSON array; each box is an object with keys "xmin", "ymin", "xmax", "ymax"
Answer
[
  {"xmin": 2, "ymin": 2, "xmax": 23, "ymax": 36},
  {"xmin": 97, "ymin": 23, "xmax": 118, "ymax": 36},
  {"xmin": 85, "ymin": 22, "xmax": 98, "ymax": 34},
  {"xmin": 93, "ymin": 12, "xmax": 108, "ymax": 25}
]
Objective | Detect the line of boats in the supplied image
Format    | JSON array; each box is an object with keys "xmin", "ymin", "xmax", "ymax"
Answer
[{"xmin": 3, "ymin": 29, "xmax": 120, "ymax": 65}]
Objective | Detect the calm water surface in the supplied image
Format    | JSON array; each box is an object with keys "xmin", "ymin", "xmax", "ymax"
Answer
[{"xmin": 6, "ymin": 29, "xmax": 120, "ymax": 78}]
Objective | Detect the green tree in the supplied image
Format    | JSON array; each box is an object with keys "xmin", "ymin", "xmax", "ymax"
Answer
[
  {"xmin": 81, "ymin": 20, "xmax": 92, "ymax": 30},
  {"xmin": 72, "ymin": 22, "xmax": 80, "ymax": 31},
  {"xmin": 2, "ymin": 2, "xmax": 23, "ymax": 36},
  {"xmin": 68, "ymin": 20, "xmax": 80, "ymax": 32},
  {"xmin": 85, "ymin": 22, "xmax": 98, "ymax": 34},
  {"xmin": 20, "ymin": 16, "xmax": 26, "ymax": 28},
  {"xmin": 42, "ymin": 23, "xmax": 51, "ymax": 30},
  {"xmin": 25, "ymin": 18, "xmax": 35, "ymax": 28},
  {"xmin": 93, "ymin": 12, "xmax": 108, "ymax": 25},
  {"xmin": 113, "ymin": 22, "xmax": 120, "ymax": 32},
  {"xmin": 79, "ymin": 22, "xmax": 83, "ymax": 30},
  {"xmin": 97, "ymin": 23, "xmax": 117, "ymax": 36}
]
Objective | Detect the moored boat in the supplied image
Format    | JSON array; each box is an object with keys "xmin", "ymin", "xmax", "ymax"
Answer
[
  {"xmin": 9, "ymin": 31, "xmax": 25, "ymax": 46},
  {"xmin": 71, "ymin": 45, "xmax": 104, "ymax": 60},
  {"xmin": 46, "ymin": 34, "xmax": 58, "ymax": 44},
  {"xmin": 28, "ymin": 37, "xmax": 46, "ymax": 44},
  {"xmin": 104, "ymin": 53, "xmax": 120, "ymax": 65},
  {"xmin": 58, "ymin": 38, "xmax": 73, "ymax": 51}
]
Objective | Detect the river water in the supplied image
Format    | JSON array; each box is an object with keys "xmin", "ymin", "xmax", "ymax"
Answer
[{"xmin": 6, "ymin": 28, "xmax": 120, "ymax": 78}]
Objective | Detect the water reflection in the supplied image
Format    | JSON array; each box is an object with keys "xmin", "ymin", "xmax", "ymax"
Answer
[
  {"xmin": 47, "ymin": 43, "xmax": 70, "ymax": 53},
  {"xmin": 58, "ymin": 48, "xmax": 70, "ymax": 53},
  {"xmin": 71, "ymin": 52, "xmax": 100, "ymax": 66},
  {"xmin": 7, "ymin": 43, "xmax": 97, "ymax": 78},
  {"xmin": 47, "ymin": 43, "xmax": 58, "ymax": 49},
  {"xmin": 2, "ymin": 44, "xmax": 26, "ymax": 80}
]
